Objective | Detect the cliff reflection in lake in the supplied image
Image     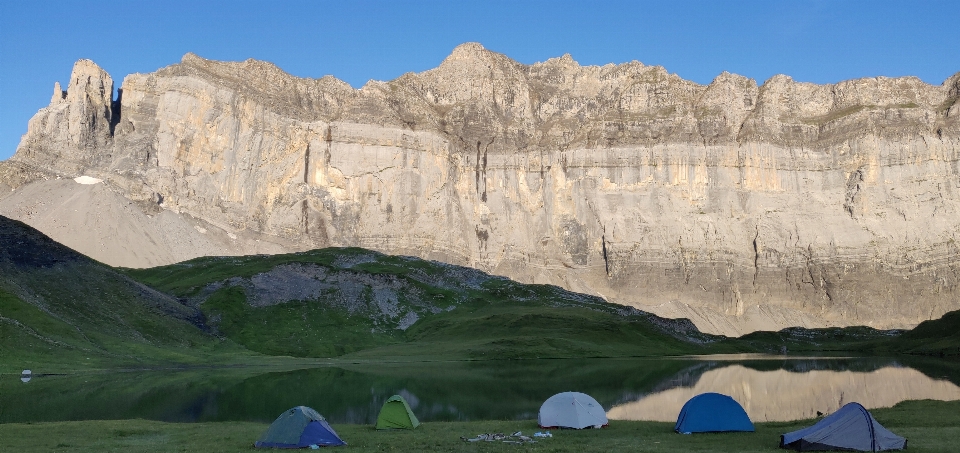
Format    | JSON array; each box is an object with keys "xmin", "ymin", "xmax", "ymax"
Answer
[
  {"xmin": 3, "ymin": 357, "xmax": 959, "ymax": 424},
  {"xmin": 607, "ymin": 364, "xmax": 960, "ymax": 422}
]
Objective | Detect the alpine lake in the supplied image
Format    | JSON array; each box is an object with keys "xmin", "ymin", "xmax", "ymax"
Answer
[{"xmin": 4, "ymin": 355, "xmax": 960, "ymax": 426}]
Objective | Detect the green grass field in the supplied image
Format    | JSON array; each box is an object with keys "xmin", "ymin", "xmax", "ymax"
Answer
[{"xmin": 1, "ymin": 400, "xmax": 957, "ymax": 452}]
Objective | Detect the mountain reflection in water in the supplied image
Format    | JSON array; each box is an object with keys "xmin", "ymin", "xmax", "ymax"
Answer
[
  {"xmin": 607, "ymin": 365, "xmax": 960, "ymax": 422},
  {"xmin": 3, "ymin": 357, "xmax": 959, "ymax": 424}
]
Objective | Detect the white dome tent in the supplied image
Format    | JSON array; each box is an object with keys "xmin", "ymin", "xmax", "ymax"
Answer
[{"xmin": 538, "ymin": 392, "xmax": 608, "ymax": 429}]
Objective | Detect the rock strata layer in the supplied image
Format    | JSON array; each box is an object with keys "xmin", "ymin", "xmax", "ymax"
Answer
[{"xmin": 4, "ymin": 43, "xmax": 960, "ymax": 336}]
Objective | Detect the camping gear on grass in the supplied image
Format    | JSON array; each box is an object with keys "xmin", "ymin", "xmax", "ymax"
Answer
[
  {"xmin": 780, "ymin": 402, "xmax": 906, "ymax": 451},
  {"xmin": 375, "ymin": 394, "xmax": 420, "ymax": 429},
  {"xmin": 255, "ymin": 406, "xmax": 346, "ymax": 448},
  {"xmin": 538, "ymin": 391, "xmax": 608, "ymax": 429},
  {"xmin": 461, "ymin": 432, "xmax": 538, "ymax": 443},
  {"xmin": 674, "ymin": 392, "xmax": 755, "ymax": 434}
]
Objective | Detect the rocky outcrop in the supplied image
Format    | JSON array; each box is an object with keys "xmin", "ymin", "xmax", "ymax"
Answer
[
  {"xmin": 4, "ymin": 43, "xmax": 960, "ymax": 335},
  {"xmin": 15, "ymin": 60, "xmax": 116, "ymax": 173}
]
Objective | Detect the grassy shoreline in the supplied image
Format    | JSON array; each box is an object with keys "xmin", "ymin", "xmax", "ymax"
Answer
[{"xmin": 1, "ymin": 400, "xmax": 958, "ymax": 452}]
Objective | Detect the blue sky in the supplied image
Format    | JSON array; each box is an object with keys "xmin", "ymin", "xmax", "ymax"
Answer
[{"xmin": 2, "ymin": 0, "xmax": 958, "ymax": 161}]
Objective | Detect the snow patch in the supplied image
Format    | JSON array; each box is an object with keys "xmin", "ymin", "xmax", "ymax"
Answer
[{"xmin": 73, "ymin": 176, "xmax": 102, "ymax": 185}]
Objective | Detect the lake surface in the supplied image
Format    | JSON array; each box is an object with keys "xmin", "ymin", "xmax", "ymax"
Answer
[{"xmin": 2, "ymin": 356, "xmax": 959, "ymax": 424}]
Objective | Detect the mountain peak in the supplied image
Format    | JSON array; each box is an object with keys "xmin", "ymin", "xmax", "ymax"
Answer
[{"xmin": 446, "ymin": 42, "xmax": 487, "ymax": 61}]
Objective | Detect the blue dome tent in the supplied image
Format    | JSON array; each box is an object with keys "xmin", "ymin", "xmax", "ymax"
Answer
[{"xmin": 674, "ymin": 393, "xmax": 755, "ymax": 434}]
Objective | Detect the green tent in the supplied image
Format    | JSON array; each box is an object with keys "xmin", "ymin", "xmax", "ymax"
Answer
[{"xmin": 375, "ymin": 395, "xmax": 420, "ymax": 429}]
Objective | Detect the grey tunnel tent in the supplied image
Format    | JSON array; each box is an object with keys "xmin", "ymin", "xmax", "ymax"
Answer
[{"xmin": 780, "ymin": 402, "xmax": 906, "ymax": 451}]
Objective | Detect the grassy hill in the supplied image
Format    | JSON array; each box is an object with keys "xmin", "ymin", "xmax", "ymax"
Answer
[
  {"xmin": 1, "ymin": 214, "xmax": 737, "ymax": 370},
  {"xmin": 122, "ymin": 248, "xmax": 736, "ymax": 360},
  {"xmin": 0, "ymin": 215, "xmax": 247, "ymax": 372},
  {"xmin": 736, "ymin": 308, "xmax": 960, "ymax": 358},
  {"xmin": 887, "ymin": 310, "xmax": 960, "ymax": 356},
  {"xmin": 735, "ymin": 326, "xmax": 898, "ymax": 355},
  {"xmin": 6, "ymin": 211, "xmax": 959, "ymax": 370}
]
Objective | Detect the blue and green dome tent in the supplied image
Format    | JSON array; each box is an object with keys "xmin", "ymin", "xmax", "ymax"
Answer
[
  {"xmin": 255, "ymin": 406, "xmax": 346, "ymax": 448},
  {"xmin": 675, "ymin": 393, "xmax": 755, "ymax": 434}
]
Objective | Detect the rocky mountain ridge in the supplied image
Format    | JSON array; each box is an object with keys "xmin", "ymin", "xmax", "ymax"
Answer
[{"xmin": 3, "ymin": 43, "xmax": 960, "ymax": 336}]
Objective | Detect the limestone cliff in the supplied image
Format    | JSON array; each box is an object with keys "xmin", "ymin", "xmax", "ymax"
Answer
[{"xmin": 4, "ymin": 43, "xmax": 960, "ymax": 336}]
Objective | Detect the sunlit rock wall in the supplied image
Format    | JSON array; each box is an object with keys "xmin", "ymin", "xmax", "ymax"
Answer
[{"xmin": 5, "ymin": 43, "xmax": 960, "ymax": 335}]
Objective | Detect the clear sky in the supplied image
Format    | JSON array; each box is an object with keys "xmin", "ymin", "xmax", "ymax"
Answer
[{"xmin": 2, "ymin": 0, "xmax": 958, "ymax": 161}]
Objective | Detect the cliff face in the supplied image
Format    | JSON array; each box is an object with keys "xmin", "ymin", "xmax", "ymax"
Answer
[{"xmin": 4, "ymin": 43, "xmax": 960, "ymax": 336}]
